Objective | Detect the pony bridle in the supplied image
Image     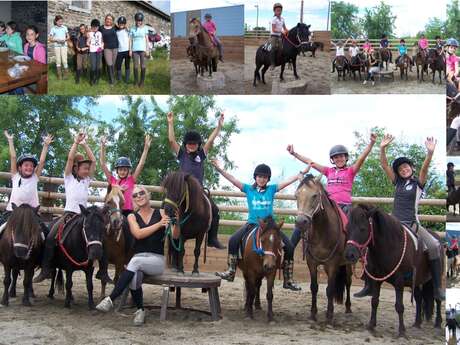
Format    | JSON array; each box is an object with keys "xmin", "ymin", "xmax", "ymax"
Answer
[
  {"xmin": 256, "ymin": 229, "xmax": 281, "ymax": 258},
  {"xmin": 106, "ymin": 207, "xmax": 123, "ymax": 241},
  {"xmin": 297, "ymin": 188, "xmax": 324, "ymax": 222},
  {"xmin": 82, "ymin": 219, "xmax": 103, "ymax": 248},
  {"xmin": 346, "ymin": 217, "xmax": 374, "ymax": 258},
  {"xmin": 164, "ymin": 183, "xmax": 190, "ymax": 216},
  {"xmin": 11, "ymin": 231, "xmax": 35, "ymax": 260}
]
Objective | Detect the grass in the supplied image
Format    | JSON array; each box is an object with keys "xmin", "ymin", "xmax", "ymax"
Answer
[{"xmin": 47, "ymin": 48, "xmax": 170, "ymax": 95}]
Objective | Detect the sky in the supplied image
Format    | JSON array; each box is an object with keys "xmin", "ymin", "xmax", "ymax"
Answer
[
  {"xmin": 150, "ymin": 1, "xmax": 171, "ymax": 15},
  {"xmin": 85, "ymin": 94, "xmax": 445, "ymax": 194},
  {"xmin": 343, "ymin": 0, "xmax": 447, "ymax": 37},
  {"xmin": 170, "ymin": 0, "xmax": 330, "ymax": 31}
]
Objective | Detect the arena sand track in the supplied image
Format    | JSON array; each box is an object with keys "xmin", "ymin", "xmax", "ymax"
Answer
[
  {"xmin": 0, "ymin": 269, "xmax": 442, "ymax": 345},
  {"xmin": 244, "ymin": 46, "xmax": 330, "ymax": 95},
  {"xmin": 330, "ymin": 63, "xmax": 445, "ymax": 94},
  {"xmin": 170, "ymin": 59, "xmax": 244, "ymax": 95}
]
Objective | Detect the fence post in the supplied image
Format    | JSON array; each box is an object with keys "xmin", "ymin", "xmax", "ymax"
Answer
[{"xmin": 41, "ymin": 181, "xmax": 57, "ymax": 222}]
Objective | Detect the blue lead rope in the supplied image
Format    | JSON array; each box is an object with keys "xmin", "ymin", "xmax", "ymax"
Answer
[{"xmin": 252, "ymin": 227, "xmax": 265, "ymax": 256}]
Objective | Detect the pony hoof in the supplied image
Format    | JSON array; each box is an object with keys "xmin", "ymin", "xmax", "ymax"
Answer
[
  {"xmin": 192, "ymin": 271, "xmax": 200, "ymax": 276},
  {"xmin": 64, "ymin": 303, "xmax": 71, "ymax": 309},
  {"xmin": 397, "ymin": 332, "xmax": 407, "ymax": 339},
  {"xmin": 255, "ymin": 304, "xmax": 262, "ymax": 310},
  {"xmin": 345, "ymin": 308, "xmax": 352, "ymax": 314},
  {"xmin": 412, "ymin": 322, "xmax": 421, "ymax": 329},
  {"xmin": 47, "ymin": 294, "xmax": 54, "ymax": 300},
  {"xmin": 22, "ymin": 299, "xmax": 32, "ymax": 307},
  {"xmin": 295, "ymin": 76, "xmax": 300, "ymax": 80},
  {"xmin": 9, "ymin": 292, "xmax": 16, "ymax": 298},
  {"xmin": 268, "ymin": 318, "xmax": 276, "ymax": 324},
  {"xmin": 309, "ymin": 315, "xmax": 317, "ymax": 322}
]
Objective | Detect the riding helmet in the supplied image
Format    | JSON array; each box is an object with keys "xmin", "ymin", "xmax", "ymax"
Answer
[
  {"xmin": 448, "ymin": 162, "xmax": 455, "ymax": 168},
  {"xmin": 392, "ymin": 157, "xmax": 414, "ymax": 176},
  {"xmin": 273, "ymin": 3, "xmax": 283, "ymax": 10},
  {"xmin": 90, "ymin": 19, "xmax": 100, "ymax": 28},
  {"xmin": 17, "ymin": 154, "xmax": 38, "ymax": 168},
  {"xmin": 183, "ymin": 130, "xmax": 202, "ymax": 146},
  {"xmin": 134, "ymin": 12, "xmax": 144, "ymax": 22},
  {"xmin": 115, "ymin": 157, "xmax": 132, "ymax": 169},
  {"xmin": 329, "ymin": 145, "xmax": 349, "ymax": 159},
  {"xmin": 73, "ymin": 153, "xmax": 92, "ymax": 166},
  {"xmin": 204, "ymin": 13, "xmax": 212, "ymax": 19},
  {"xmin": 447, "ymin": 38, "xmax": 459, "ymax": 47},
  {"xmin": 253, "ymin": 164, "xmax": 272, "ymax": 180},
  {"xmin": 117, "ymin": 16, "xmax": 127, "ymax": 25}
]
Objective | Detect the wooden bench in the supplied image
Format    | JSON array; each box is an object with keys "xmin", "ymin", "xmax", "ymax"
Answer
[
  {"xmin": 375, "ymin": 69, "xmax": 394, "ymax": 82},
  {"xmin": 140, "ymin": 270, "xmax": 222, "ymax": 321}
]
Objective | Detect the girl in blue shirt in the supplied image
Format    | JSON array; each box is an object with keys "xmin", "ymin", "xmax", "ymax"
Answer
[
  {"xmin": 211, "ymin": 160, "xmax": 309, "ymax": 290},
  {"xmin": 129, "ymin": 12, "xmax": 150, "ymax": 87}
]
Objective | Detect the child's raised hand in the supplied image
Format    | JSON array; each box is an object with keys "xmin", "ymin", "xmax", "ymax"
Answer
[
  {"xmin": 425, "ymin": 137, "xmax": 437, "ymax": 153},
  {"xmin": 287, "ymin": 144, "xmax": 295, "ymax": 155},
  {"xmin": 370, "ymin": 132, "xmax": 377, "ymax": 143},
  {"xmin": 144, "ymin": 134, "xmax": 152, "ymax": 148},
  {"xmin": 380, "ymin": 134, "xmax": 394, "ymax": 148},
  {"xmin": 3, "ymin": 130, "xmax": 13, "ymax": 141},
  {"xmin": 100, "ymin": 135, "xmax": 107, "ymax": 146},
  {"xmin": 43, "ymin": 134, "xmax": 54, "ymax": 146},
  {"xmin": 74, "ymin": 132, "xmax": 86, "ymax": 144},
  {"xmin": 167, "ymin": 111, "xmax": 174, "ymax": 123},
  {"xmin": 218, "ymin": 113, "xmax": 225, "ymax": 127},
  {"xmin": 210, "ymin": 159, "xmax": 221, "ymax": 169}
]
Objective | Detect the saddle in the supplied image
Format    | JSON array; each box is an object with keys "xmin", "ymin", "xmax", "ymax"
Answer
[
  {"xmin": 330, "ymin": 200, "xmax": 348, "ymax": 235},
  {"xmin": 53, "ymin": 213, "xmax": 82, "ymax": 244}
]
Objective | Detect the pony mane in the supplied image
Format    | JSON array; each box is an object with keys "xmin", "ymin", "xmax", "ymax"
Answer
[
  {"xmin": 7, "ymin": 204, "xmax": 41, "ymax": 247},
  {"xmin": 355, "ymin": 204, "xmax": 403, "ymax": 242},
  {"xmin": 297, "ymin": 174, "xmax": 328, "ymax": 195},
  {"xmin": 162, "ymin": 171, "xmax": 205, "ymax": 216},
  {"xmin": 105, "ymin": 184, "xmax": 125, "ymax": 205}
]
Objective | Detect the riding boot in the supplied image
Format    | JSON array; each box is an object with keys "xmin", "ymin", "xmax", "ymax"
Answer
[
  {"xmin": 116, "ymin": 69, "xmax": 122, "ymax": 82},
  {"xmin": 96, "ymin": 69, "xmax": 100, "ymax": 85},
  {"xmin": 63, "ymin": 68, "xmax": 69, "ymax": 80},
  {"xmin": 96, "ymin": 250, "xmax": 113, "ymax": 285},
  {"xmin": 134, "ymin": 68, "xmax": 139, "ymax": 85},
  {"xmin": 283, "ymin": 260, "xmax": 301, "ymax": 291},
  {"xmin": 56, "ymin": 66, "xmax": 62, "ymax": 80},
  {"xmin": 89, "ymin": 70, "xmax": 94, "ymax": 86},
  {"xmin": 354, "ymin": 275, "xmax": 372, "ymax": 297},
  {"xmin": 138, "ymin": 68, "xmax": 146, "ymax": 87},
  {"xmin": 124, "ymin": 68, "xmax": 130, "ymax": 84},
  {"xmin": 430, "ymin": 258, "xmax": 445, "ymax": 301},
  {"xmin": 76, "ymin": 69, "xmax": 81, "ymax": 84},
  {"xmin": 108, "ymin": 65, "xmax": 114, "ymax": 85},
  {"xmin": 216, "ymin": 254, "xmax": 238, "ymax": 281},
  {"xmin": 207, "ymin": 204, "xmax": 225, "ymax": 249},
  {"xmin": 33, "ymin": 228, "xmax": 58, "ymax": 283}
]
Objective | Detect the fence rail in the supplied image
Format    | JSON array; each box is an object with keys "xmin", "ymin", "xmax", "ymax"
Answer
[{"xmin": 0, "ymin": 172, "xmax": 446, "ymax": 225}]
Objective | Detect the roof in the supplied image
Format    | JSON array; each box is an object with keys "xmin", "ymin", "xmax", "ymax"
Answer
[{"xmin": 136, "ymin": 1, "xmax": 170, "ymax": 22}]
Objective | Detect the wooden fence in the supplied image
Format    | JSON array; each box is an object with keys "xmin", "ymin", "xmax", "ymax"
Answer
[
  {"xmin": 328, "ymin": 39, "xmax": 441, "ymax": 55},
  {"xmin": 0, "ymin": 172, "xmax": 446, "ymax": 226}
]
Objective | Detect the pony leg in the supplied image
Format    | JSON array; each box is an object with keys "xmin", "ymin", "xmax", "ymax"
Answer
[
  {"xmin": 368, "ymin": 282, "xmax": 382, "ymax": 332},
  {"xmin": 394, "ymin": 285, "xmax": 406, "ymax": 337},
  {"xmin": 434, "ymin": 298, "xmax": 442, "ymax": 328},
  {"xmin": 253, "ymin": 65, "xmax": 261, "ymax": 87},
  {"xmin": 178, "ymin": 248, "xmax": 185, "ymax": 274},
  {"xmin": 325, "ymin": 266, "xmax": 337, "ymax": 323},
  {"xmin": 9, "ymin": 268, "xmax": 18, "ymax": 298},
  {"xmin": 85, "ymin": 267, "xmax": 95, "ymax": 310},
  {"xmin": 2, "ymin": 265, "xmax": 11, "ymax": 306},
  {"xmin": 192, "ymin": 235, "xmax": 204, "ymax": 275},
  {"xmin": 245, "ymin": 278, "xmax": 256, "ymax": 319},
  {"xmin": 279, "ymin": 63, "xmax": 285, "ymax": 81},
  {"xmin": 308, "ymin": 261, "xmax": 319, "ymax": 321},
  {"xmin": 266, "ymin": 274, "xmax": 275, "ymax": 322},
  {"xmin": 22, "ymin": 267, "xmax": 34, "ymax": 306},
  {"xmin": 345, "ymin": 265, "xmax": 352, "ymax": 313},
  {"xmin": 261, "ymin": 65, "xmax": 269, "ymax": 84},
  {"xmin": 48, "ymin": 268, "xmax": 56, "ymax": 299},
  {"xmin": 413, "ymin": 286, "xmax": 422, "ymax": 328},
  {"xmin": 255, "ymin": 278, "xmax": 262, "ymax": 310},
  {"xmin": 64, "ymin": 270, "xmax": 73, "ymax": 308},
  {"xmin": 292, "ymin": 58, "xmax": 300, "ymax": 80}
]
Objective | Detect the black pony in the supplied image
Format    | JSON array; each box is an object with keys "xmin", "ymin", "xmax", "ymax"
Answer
[
  {"xmin": 427, "ymin": 48, "xmax": 445, "ymax": 84},
  {"xmin": 51, "ymin": 205, "xmax": 105, "ymax": 309},
  {"xmin": 345, "ymin": 205, "xmax": 442, "ymax": 337},
  {"xmin": 447, "ymin": 187, "xmax": 460, "ymax": 215},
  {"xmin": 253, "ymin": 23, "xmax": 311, "ymax": 87},
  {"xmin": 162, "ymin": 171, "xmax": 212, "ymax": 275}
]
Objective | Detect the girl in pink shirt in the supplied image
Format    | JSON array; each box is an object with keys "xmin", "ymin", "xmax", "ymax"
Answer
[
  {"xmin": 418, "ymin": 34, "xmax": 429, "ymax": 53},
  {"xmin": 362, "ymin": 39, "xmax": 373, "ymax": 54},
  {"xmin": 100, "ymin": 134, "xmax": 152, "ymax": 216},
  {"xmin": 24, "ymin": 25, "xmax": 46, "ymax": 64},
  {"xmin": 203, "ymin": 13, "xmax": 223, "ymax": 62},
  {"xmin": 446, "ymin": 38, "xmax": 460, "ymax": 92}
]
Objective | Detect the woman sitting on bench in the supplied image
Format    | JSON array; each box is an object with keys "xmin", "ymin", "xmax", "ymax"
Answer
[{"xmin": 96, "ymin": 186, "xmax": 179, "ymax": 326}]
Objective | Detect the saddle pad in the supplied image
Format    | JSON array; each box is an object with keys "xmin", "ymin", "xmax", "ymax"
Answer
[
  {"xmin": 240, "ymin": 226, "xmax": 258, "ymax": 258},
  {"xmin": 57, "ymin": 214, "xmax": 83, "ymax": 244},
  {"xmin": 262, "ymin": 42, "xmax": 272, "ymax": 52},
  {"xmin": 330, "ymin": 200, "xmax": 348, "ymax": 234},
  {"xmin": 401, "ymin": 224, "xmax": 419, "ymax": 251}
]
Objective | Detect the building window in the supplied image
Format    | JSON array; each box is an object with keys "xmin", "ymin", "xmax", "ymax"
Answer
[{"xmin": 69, "ymin": 0, "xmax": 92, "ymax": 13}]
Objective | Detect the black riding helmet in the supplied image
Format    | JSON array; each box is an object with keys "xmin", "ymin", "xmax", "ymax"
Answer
[
  {"xmin": 17, "ymin": 154, "xmax": 38, "ymax": 168},
  {"xmin": 91, "ymin": 19, "xmax": 100, "ymax": 28},
  {"xmin": 117, "ymin": 16, "xmax": 127, "ymax": 25},
  {"xmin": 183, "ymin": 130, "xmax": 202, "ymax": 146},
  {"xmin": 115, "ymin": 157, "xmax": 132, "ymax": 169},
  {"xmin": 448, "ymin": 162, "xmax": 455, "ymax": 168},
  {"xmin": 329, "ymin": 145, "xmax": 349, "ymax": 162},
  {"xmin": 134, "ymin": 12, "xmax": 144, "ymax": 22},
  {"xmin": 273, "ymin": 3, "xmax": 283, "ymax": 11},
  {"xmin": 253, "ymin": 164, "xmax": 271, "ymax": 180},
  {"xmin": 392, "ymin": 157, "xmax": 414, "ymax": 176}
]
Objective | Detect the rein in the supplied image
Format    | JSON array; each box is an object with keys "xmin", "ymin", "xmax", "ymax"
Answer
[
  {"xmin": 252, "ymin": 227, "xmax": 281, "ymax": 258},
  {"xmin": 282, "ymin": 30, "xmax": 309, "ymax": 49},
  {"xmin": 11, "ymin": 231, "xmax": 35, "ymax": 260},
  {"xmin": 347, "ymin": 217, "xmax": 408, "ymax": 282}
]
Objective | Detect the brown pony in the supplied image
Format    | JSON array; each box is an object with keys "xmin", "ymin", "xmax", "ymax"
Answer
[
  {"xmin": 239, "ymin": 216, "xmax": 283, "ymax": 321},
  {"xmin": 188, "ymin": 18, "xmax": 219, "ymax": 77},
  {"xmin": 345, "ymin": 205, "xmax": 442, "ymax": 337},
  {"xmin": 100, "ymin": 184, "xmax": 134, "ymax": 298},
  {"xmin": 415, "ymin": 48, "xmax": 428, "ymax": 82},
  {"xmin": 379, "ymin": 47, "xmax": 392, "ymax": 70},
  {"xmin": 0, "ymin": 204, "xmax": 44, "ymax": 306},
  {"xmin": 162, "ymin": 171, "xmax": 212, "ymax": 275},
  {"xmin": 397, "ymin": 54, "xmax": 411, "ymax": 81},
  {"xmin": 295, "ymin": 174, "xmax": 352, "ymax": 322}
]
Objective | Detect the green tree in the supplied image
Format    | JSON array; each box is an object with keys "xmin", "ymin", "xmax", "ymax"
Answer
[
  {"xmin": 446, "ymin": 0, "xmax": 460, "ymax": 38},
  {"xmin": 331, "ymin": 1, "xmax": 362, "ymax": 39},
  {"xmin": 362, "ymin": 1, "xmax": 396, "ymax": 39},
  {"xmin": 350, "ymin": 127, "xmax": 445, "ymax": 231},
  {"xmin": 417, "ymin": 17, "xmax": 446, "ymax": 39}
]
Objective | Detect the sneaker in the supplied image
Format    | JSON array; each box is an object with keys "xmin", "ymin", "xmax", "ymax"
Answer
[
  {"xmin": 96, "ymin": 296, "xmax": 113, "ymax": 312},
  {"xmin": 215, "ymin": 270, "xmax": 235, "ymax": 282},
  {"xmin": 133, "ymin": 308, "xmax": 145, "ymax": 326},
  {"xmin": 362, "ymin": 80, "xmax": 367, "ymax": 85},
  {"xmin": 372, "ymin": 81, "xmax": 375, "ymax": 86}
]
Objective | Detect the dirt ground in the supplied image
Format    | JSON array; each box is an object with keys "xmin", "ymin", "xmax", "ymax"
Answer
[
  {"xmin": 244, "ymin": 46, "xmax": 330, "ymax": 95},
  {"xmin": 0, "ymin": 268, "xmax": 443, "ymax": 345},
  {"xmin": 170, "ymin": 59, "xmax": 244, "ymax": 95},
  {"xmin": 330, "ymin": 62, "xmax": 445, "ymax": 94}
]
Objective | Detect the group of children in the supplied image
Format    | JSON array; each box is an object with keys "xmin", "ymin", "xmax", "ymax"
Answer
[
  {"xmin": 49, "ymin": 12, "xmax": 152, "ymax": 87},
  {"xmin": 331, "ymin": 34, "xmax": 446, "ymax": 86},
  {"xmin": 0, "ymin": 115, "xmax": 445, "ymax": 325}
]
